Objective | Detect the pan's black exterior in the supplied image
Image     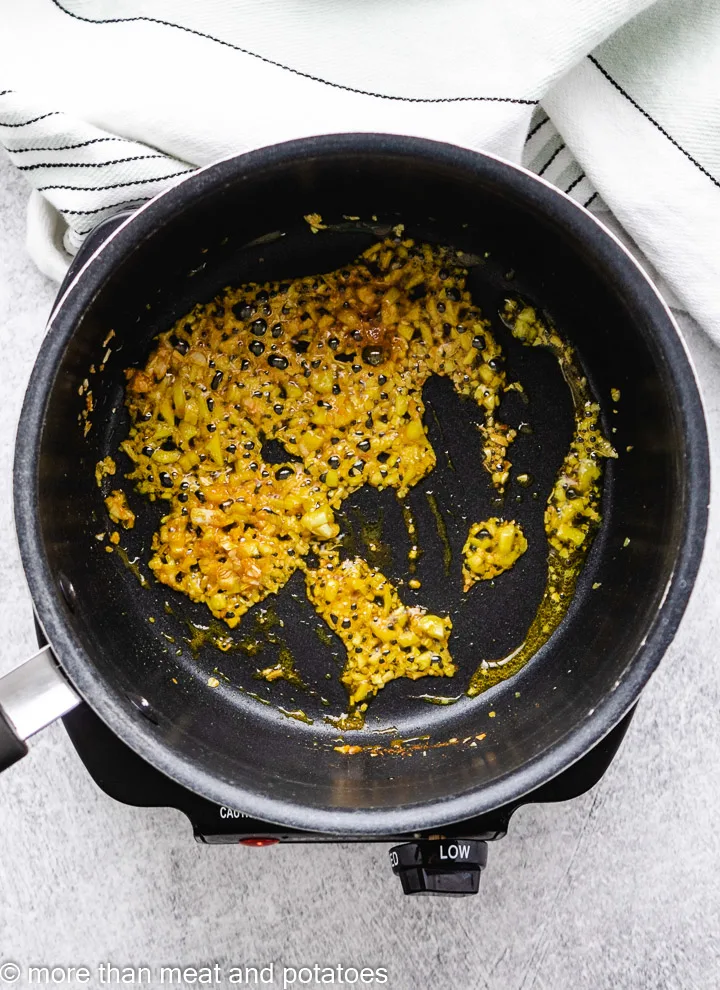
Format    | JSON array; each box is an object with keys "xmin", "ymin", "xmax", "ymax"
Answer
[{"xmin": 13, "ymin": 135, "xmax": 709, "ymax": 834}]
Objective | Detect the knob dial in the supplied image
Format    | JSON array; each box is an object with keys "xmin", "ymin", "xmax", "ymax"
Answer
[{"xmin": 389, "ymin": 839, "xmax": 488, "ymax": 895}]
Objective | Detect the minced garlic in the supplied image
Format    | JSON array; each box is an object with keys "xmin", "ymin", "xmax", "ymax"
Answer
[
  {"xmin": 104, "ymin": 490, "xmax": 135, "ymax": 529},
  {"xmin": 462, "ymin": 518, "xmax": 528, "ymax": 591},
  {"xmin": 117, "ymin": 236, "xmax": 517, "ymax": 714}
]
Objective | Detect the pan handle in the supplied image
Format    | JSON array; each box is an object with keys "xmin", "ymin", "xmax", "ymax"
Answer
[{"xmin": 0, "ymin": 646, "xmax": 80, "ymax": 772}]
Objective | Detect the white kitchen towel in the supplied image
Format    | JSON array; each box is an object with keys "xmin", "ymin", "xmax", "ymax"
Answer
[{"xmin": 1, "ymin": 0, "xmax": 719, "ymax": 343}]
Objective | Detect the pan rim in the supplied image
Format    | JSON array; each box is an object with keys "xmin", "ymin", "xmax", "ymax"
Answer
[{"xmin": 13, "ymin": 133, "xmax": 710, "ymax": 835}]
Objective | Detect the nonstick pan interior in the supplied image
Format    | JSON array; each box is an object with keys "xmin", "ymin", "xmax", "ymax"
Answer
[
  {"xmin": 18, "ymin": 137, "xmax": 707, "ymax": 832},
  {"xmin": 91, "ymin": 224, "xmax": 581, "ymax": 735}
]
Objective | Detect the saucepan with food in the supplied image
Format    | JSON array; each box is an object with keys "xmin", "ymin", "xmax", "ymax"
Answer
[{"xmin": 0, "ymin": 134, "xmax": 709, "ymax": 834}]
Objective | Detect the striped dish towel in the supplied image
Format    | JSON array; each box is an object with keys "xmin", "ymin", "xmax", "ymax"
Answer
[
  {"xmin": 2, "ymin": 0, "xmax": 719, "ymax": 342},
  {"xmin": 0, "ymin": 93, "xmax": 194, "ymax": 258}
]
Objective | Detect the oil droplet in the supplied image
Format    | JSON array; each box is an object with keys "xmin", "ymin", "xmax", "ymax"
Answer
[
  {"xmin": 425, "ymin": 491, "xmax": 452, "ymax": 576},
  {"xmin": 315, "ymin": 625, "xmax": 335, "ymax": 647},
  {"xmin": 113, "ymin": 545, "xmax": 150, "ymax": 588},
  {"xmin": 414, "ymin": 694, "xmax": 463, "ymax": 706},
  {"xmin": 324, "ymin": 710, "xmax": 366, "ymax": 731},
  {"xmin": 185, "ymin": 619, "xmax": 238, "ymax": 655},
  {"xmin": 351, "ymin": 508, "xmax": 392, "ymax": 571},
  {"xmin": 426, "ymin": 401, "xmax": 455, "ymax": 471},
  {"xmin": 256, "ymin": 642, "xmax": 306, "ymax": 688},
  {"xmin": 279, "ymin": 708, "xmax": 313, "ymax": 725},
  {"xmin": 399, "ymin": 498, "xmax": 421, "ymax": 573}
]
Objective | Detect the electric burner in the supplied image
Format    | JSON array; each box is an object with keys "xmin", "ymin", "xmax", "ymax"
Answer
[{"xmin": 60, "ymin": 687, "xmax": 632, "ymax": 895}]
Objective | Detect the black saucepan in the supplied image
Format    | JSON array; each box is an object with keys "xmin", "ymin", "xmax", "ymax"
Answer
[{"xmin": 0, "ymin": 134, "xmax": 709, "ymax": 835}]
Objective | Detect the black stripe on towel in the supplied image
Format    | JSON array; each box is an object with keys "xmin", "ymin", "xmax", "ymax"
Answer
[
  {"xmin": 525, "ymin": 116, "xmax": 550, "ymax": 142},
  {"xmin": 18, "ymin": 154, "xmax": 171, "ymax": 171},
  {"xmin": 51, "ymin": 0, "xmax": 536, "ymax": 106},
  {"xmin": 538, "ymin": 143, "xmax": 566, "ymax": 176},
  {"xmin": 0, "ymin": 111, "xmax": 61, "ymax": 128},
  {"xmin": 9, "ymin": 136, "xmax": 135, "ymax": 154},
  {"xmin": 39, "ymin": 169, "xmax": 192, "ymax": 192},
  {"xmin": 589, "ymin": 55, "xmax": 720, "ymax": 190}
]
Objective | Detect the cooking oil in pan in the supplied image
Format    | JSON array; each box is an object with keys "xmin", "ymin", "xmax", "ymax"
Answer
[{"xmin": 97, "ymin": 236, "xmax": 616, "ymax": 730}]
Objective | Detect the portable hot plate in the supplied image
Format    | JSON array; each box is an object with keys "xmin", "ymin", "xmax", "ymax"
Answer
[{"xmin": 53, "ymin": 623, "xmax": 632, "ymax": 896}]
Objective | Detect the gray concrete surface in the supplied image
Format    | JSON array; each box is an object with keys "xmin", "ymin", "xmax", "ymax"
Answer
[{"xmin": 0, "ymin": 150, "xmax": 719, "ymax": 990}]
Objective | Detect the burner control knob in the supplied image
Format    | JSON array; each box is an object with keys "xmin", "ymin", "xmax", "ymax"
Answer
[{"xmin": 389, "ymin": 839, "xmax": 488, "ymax": 896}]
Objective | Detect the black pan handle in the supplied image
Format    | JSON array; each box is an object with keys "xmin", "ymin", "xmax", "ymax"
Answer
[{"xmin": 0, "ymin": 645, "xmax": 80, "ymax": 772}]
